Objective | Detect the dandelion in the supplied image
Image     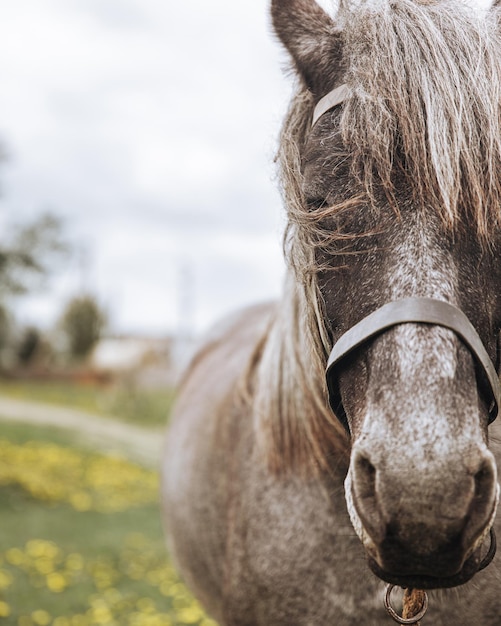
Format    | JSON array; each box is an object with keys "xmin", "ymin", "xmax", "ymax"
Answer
[
  {"xmin": 31, "ymin": 610, "xmax": 51, "ymax": 626},
  {"xmin": 26, "ymin": 540, "xmax": 60, "ymax": 561},
  {"xmin": 0, "ymin": 600, "xmax": 10, "ymax": 617},
  {"xmin": 0, "ymin": 439, "xmax": 158, "ymax": 513},
  {"xmin": 65, "ymin": 553, "xmax": 85, "ymax": 571},
  {"xmin": 34, "ymin": 558, "xmax": 55, "ymax": 575},
  {"xmin": 0, "ymin": 437, "xmax": 215, "ymax": 626},
  {"xmin": 88, "ymin": 604, "xmax": 113, "ymax": 624},
  {"xmin": 5, "ymin": 548, "xmax": 25, "ymax": 566},
  {"xmin": 176, "ymin": 607, "xmax": 205, "ymax": 624},
  {"xmin": 46, "ymin": 572, "xmax": 68, "ymax": 593},
  {"xmin": 0, "ymin": 569, "xmax": 13, "ymax": 589},
  {"xmin": 69, "ymin": 492, "xmax": 92, "ymax": 512}
]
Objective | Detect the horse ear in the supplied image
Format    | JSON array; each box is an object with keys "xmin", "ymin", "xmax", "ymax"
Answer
[{"xmin": 271, "ymin": 0, "xmax": 342, "ymax": 95}]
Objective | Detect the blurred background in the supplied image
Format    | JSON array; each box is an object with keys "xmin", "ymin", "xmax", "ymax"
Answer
[
  {"xmin": 0, "ymin": 0, "xmax": 316, "ymax": 623},
  {"xmin": 0, "ymin": 0, "xmax": 296, "ymax": 362}
]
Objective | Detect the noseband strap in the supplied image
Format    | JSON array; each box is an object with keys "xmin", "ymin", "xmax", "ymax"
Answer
[{"xmin": 326, "ymin": 297, "xmax": 501, "ymax": 430}]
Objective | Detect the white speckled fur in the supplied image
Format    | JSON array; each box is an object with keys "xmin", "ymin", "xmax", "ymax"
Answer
[
  {"xmin": 345, "ymin": 221, "xmax": 499, "ymax": 563},
  {"xmin": 388, "ymin": 225, "xmax": 459, "ymax": 380}
]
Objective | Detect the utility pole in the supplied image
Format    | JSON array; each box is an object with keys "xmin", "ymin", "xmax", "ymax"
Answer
[{"xmin": 177, "ymin": 262, "xmax": 195, "ymax": 340}]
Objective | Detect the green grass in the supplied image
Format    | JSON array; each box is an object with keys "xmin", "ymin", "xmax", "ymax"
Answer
[
  {"xmin": 0, "ymin": 490, "xmax": 166, "ymax": 620},
  {"xmin": 0, "ymin": 421, "xmax": 86, "ymax": 448},
  {"xmin": 0, "ymin": 423, "xmax": 216, "ymax": 626},
  {"xmin": 0, "ymin": 380, "xmax": 175, "ymax": 428}
]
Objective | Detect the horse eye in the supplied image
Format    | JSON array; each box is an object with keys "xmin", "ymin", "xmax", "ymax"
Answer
[{"xmin": 307, "ymin": 197, "xmax": 327, "ymax": 210}]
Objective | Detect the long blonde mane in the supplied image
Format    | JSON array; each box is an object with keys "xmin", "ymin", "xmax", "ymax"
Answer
[{"xmin": 253, "ymin": 0, "xmax": 501, "ymax": 473}]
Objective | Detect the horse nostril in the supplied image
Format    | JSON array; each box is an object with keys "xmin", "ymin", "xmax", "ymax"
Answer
[
  {"xmin": 350, "ymin": 448, "xmax": 386, "ymax": 543},
  {"xmin": 356, "ymin": 454, "xmax": 377, "ymax": 494},
  {"xmin": 473, "ymin": 458, "xmax": 496, "ymax": 506},
  {"xmin": 462, "ymin": 453, "xmax": 498, "ymax": 551}
]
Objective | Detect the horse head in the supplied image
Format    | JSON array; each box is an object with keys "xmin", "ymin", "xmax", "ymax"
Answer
[{"xmin": 272, "ymin": 0, "xmax": 501, "ymax": 590}]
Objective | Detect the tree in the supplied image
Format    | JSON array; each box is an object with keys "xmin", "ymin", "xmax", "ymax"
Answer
[
  {"xmin": 0, "ymin": 304, "xmax": 10, "ymax": 352},
  {"xmin": 0, "ymin": 212, "xmax": 68, "ymax": 298},
  {"xmin": 60, "ymin": 295, "xmax": 106, "ymax": 360},
  {"xmin": 16, "ymin": 326, "xmax": 41, "ymax": 366},
  {"xmin": 0, "ymin": 144, "xmax": 69, "ymax": 369}
]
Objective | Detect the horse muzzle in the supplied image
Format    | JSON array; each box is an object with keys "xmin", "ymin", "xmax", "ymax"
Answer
[
  {"xmin": 345, "ymin": 443, "xmax": 499, "ymax": 589},
  {"xmin": 367, "ymin": 527, "xmax": 497, "ymax": 589},
  {"xmin": 327, "ymin": 297, "xmax": 501, "ymax": 588}
]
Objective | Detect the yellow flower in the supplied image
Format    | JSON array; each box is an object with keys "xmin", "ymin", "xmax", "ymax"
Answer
[
  {"xmin": 65, "ymin": 553, "xmax": 85, "ymax": 571},
  {"xmin": 34, "ymin": 558, "xmax": 55, "ymax": 575},
  {"xmin": 26, "ymin": 540, "xmax": 60, "ymax": 560},
  {"xmin": 70, "ymin": 492, "xmax": 92, "ymax": 512},
  {"xmin": 46, "ymin": 572, "xmax": 68, "ymax": 593},
  {"xmin": 176, "ymin": 606, "xmax": 205, "ymax": 624},
  {"xmin": 88, "ymin": 605, "xmax": 113, "ymax": 624},
  {"xmin": 0, "ymin": 438, "xmax": 218, "ymax": 626},
  {"xmin": 5, "ymin": 548, "xmax": 25, "ymax": 566},
  {"xmin": 0, "ymin": 569, "xmax": 13, "ymax": 589},
  {"xmin": 0, "ymin": 600, "xmax": 10, "ymax": 617},
  {"xmin": 31, "ymin": 610, "xmax": 51, "ymax": 626},
  {"xmin": 0, "ymin": 439, "xmax": 158, "ymax": 513}
]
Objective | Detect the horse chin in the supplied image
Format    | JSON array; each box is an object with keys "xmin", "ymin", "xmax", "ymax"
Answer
[
  {"xmin": 367, "ymin": 549, "xmax": 483, "ymax": 590},
  {"xmin": 362, "ymin": 504, "xmax": 498, "ymax": 590}
]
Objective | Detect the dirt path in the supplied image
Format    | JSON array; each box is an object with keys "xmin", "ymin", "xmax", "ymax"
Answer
[{"xmin": 0, "ymin": 395, "xmax": 164, "ymax": 468}]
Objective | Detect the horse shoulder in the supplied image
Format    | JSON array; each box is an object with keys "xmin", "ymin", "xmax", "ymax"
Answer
[{"xmin": 161, "ymin": 302, "xmax": 276, "ymax": 621}]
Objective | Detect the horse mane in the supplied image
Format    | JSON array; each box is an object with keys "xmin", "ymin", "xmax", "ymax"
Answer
[
  {"xmin": 340, "ymin": 0, "xmax": 501, "ymax": 235},
  {"xmin": 251, "ymin": 273, "xmax": 350, "ymax": 475},
  {"xmin": 253, "ymin": 0, "xmax": 501, "ymax": 474}
]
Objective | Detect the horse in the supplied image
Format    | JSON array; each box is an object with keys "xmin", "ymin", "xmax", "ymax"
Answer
[{"xmin": 161, "ymin": 0, "xmax": 501, "ymax": 623}]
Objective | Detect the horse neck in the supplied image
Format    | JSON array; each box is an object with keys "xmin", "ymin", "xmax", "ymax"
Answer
[{"xmin": 253, "ymin": 273, "xmax": 350, "ymax": 474}]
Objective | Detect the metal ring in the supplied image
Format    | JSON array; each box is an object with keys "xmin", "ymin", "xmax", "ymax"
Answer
[
  {"xmin": 477, "ymin": 527, "xmax": 497, "ymax": 572},
  {"xmin": 384, "ymin": 585, "xmax": 429, "ymax": 625}
]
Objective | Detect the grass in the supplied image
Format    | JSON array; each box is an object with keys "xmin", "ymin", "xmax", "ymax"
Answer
[
  {"xmin": 0, "ymin": 421, "xmax": 87, "ymax": 449},
  {"xmin": 0, "ymin": 422, "xmax": 216, "ymax": 626},
  {"xmin": 0, "ymin": 380, "xmax": 175, "ymax": 428},
  {"xmin": 0, "ymin": 492, "xmax": 165, "ymax": 620}
]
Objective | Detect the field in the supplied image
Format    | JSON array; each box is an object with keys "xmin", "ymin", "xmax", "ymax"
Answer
[
  {"xmin": 0, "ymin": 383, "xmax": 216, "ymax": 626},
  {"xmin": 0, "ymin": 381, "xmax": 176, "ymax": 428}
]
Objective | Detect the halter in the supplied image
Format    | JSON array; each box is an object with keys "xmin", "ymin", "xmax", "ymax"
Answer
[
  {"xmin": 325, "ymin": 297, "xmax": 501, "ymax": 430},
  {"xmin": 313, "ymin": 90, "xmax": 501, "ymax": 427}
]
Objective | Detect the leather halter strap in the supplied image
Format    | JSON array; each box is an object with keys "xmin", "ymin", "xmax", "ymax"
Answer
[
  {"xmin": 326, "ymin": 297, "xmax": 501, "ymax": 430},
  {"xmin": 312, "ymin": 83, "xmax": 349, "ymax": 127}
]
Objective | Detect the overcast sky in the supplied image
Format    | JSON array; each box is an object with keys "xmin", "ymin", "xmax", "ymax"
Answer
[
  {"xmin": 5, "ymin": 0, "xmax": 492, "ymax": 339},
  {"xmin": 0, "ymin": 0, "xmax": 307, "ymax": 336}
]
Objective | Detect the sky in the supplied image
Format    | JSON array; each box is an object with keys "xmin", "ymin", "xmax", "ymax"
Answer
[
  {"xmin": 2, "ymin": 0, "xmax": 492, "ymax": 339},
  {"xmin": 0, "ymin": 0, "xmax": 307, "ymax": 337}
]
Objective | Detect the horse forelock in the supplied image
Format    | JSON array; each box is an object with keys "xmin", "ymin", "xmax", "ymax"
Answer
[
  {"xmin": 341, "ymin": 0, "xmax": 501, "ymax": 236},
  {"xmin": 279, "ymin": 0, "xmax": 501, "ymax": 244}
]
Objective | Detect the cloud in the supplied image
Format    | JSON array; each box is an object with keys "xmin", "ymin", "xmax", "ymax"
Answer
[{"xmin": 0, "ymin": 0, "xmax": 295, "ymax": 334}]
